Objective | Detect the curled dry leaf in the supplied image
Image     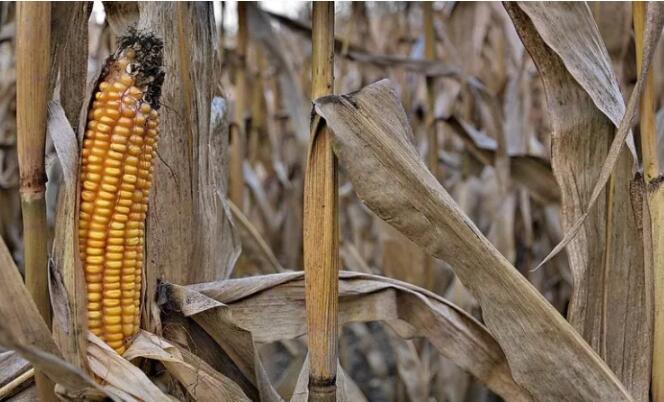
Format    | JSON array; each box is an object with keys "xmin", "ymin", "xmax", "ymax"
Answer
[
  {"xmin": 168, "ymin": 299, "xmax": 285, "ymax": 401},
  {"xmin": 0, "ymin": 237, "xmax": 107, "ymax": 400},
  {"xmin": 529, "ymin": 2, "xmax": 664, "ymax": 271},
  {"xmin": 516, "ymin": 3, "xmax": 627, "ymax": 130},
  {"xmin": 162, "ymin": 271, "xmax": 530, "ymax": 401},
  {"xmin": 506, "ymin": 3, "xmax": 655, "ymax": 399},
  {"xmin": 89, "ymin": 333, "xmax": 240, "ymax": 402},
  {"xmin": 49, "ymin": 100, "xmax": 88, "ymax": 372},
  {"xmin": 314, "ymin": 79, "xmax": 630, "ymax": 401},
  {"xmin": 87, "ymin": 333, "xmax": 169, "ymax": 402}
]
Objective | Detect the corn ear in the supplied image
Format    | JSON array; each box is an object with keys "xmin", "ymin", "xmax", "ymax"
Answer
[{"xmin": 78, "ymin": 30, "xmax": 164, "ymax": 354}]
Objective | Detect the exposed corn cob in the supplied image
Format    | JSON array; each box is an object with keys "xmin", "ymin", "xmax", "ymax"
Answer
[{"xmin": 79, "ymin": 30, "xmax": 164, "ymax": 354}]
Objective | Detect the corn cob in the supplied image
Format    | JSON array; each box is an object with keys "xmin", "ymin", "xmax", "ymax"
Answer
[{"xmin": 79, "ymin": 30, "xmax": 164, "ymax": 354}]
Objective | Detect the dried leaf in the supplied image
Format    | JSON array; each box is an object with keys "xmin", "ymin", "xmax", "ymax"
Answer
[
  {"xmin": 345, "ymin": 51, "xmax": 460, "ymax": 77},
  {"xmin": 49, "ymin": 101, "xmax": 88, "ymax": 371},
  {"xmin": 87, "ymin": 334, "xmax": 170, "ymax": 401},
  {"xmin": 49, "ymin": 3, "xmax": 90, "ymax": 128},
  {"xmin": 314, "ymin": 80, "xmax": 630, "ymax": 401},
  {"xmin": 516, "ymin": 2, "xmax": 627, "ymax": 128},
  {"xmin": 163, "ymin": 271, "xmax": 529, "ymax": 401},
  {"xmin": 529, "ymin": 2, "xmax": 664, "ymax": 271},
  {"xmin": 386, "ymin": 333, "xmax": 427, "ymax": 402},
  {"xmin": 172, "ymin": 306, "xmax": 284, "ymax": 402},
  {"xmin": 123, "ymin": 331, "xmax": 251, "ymax": 402},
  {"xmin": 0, "ymin": 238, "xmax": 106, "ymax": 400},
  {"xmin": 506, "ymin": 4, "xmax": 653, "ymax": 398}
]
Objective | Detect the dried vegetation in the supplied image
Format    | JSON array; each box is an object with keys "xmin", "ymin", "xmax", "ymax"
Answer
[{"xmin": 1, "ymin": 2, "xmax": 664, "ymax": 402}]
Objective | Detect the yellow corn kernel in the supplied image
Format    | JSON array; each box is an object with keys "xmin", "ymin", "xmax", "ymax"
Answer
[
  {"xmin": 79, "ymin": 32, "xmax": 162, "ymax": 354},
  {"xmin": 123, "ymin": 324, "xmax": 134, "ymax": 337},
  {"xmin": 103, "ymin": 306, "xmax": 122, "ymax": 315},
  {"xmin": 86, "ymin": 275, "xmax": 102, "ymax": 284},
  {"xmin": 102, "ymin": 298, "xmax": 121, "ymax": 307},
  {"xmin": 107, "ymin": 340, "xmax": 124, "ymax": 350},
  {"xmin": 101, "ymin": 314, "xmax": 122, "ymax": 325},
  {"xmin": 104, "ymin": 332, "xmax": 124, "ymax": 341},
  {"xmin": 105, "ymin": 324, "xmax": 124, "ymax": 334}
]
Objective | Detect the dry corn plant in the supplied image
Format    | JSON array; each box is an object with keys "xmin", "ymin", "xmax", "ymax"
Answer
[{"xmin": 1, "ymin": 2, "xmax": 664, "ymax": 402}]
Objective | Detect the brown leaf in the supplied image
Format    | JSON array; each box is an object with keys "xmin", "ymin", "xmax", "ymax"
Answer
[
  {"xmin": 123, "ymin": 331, "xmax": 251, "ymax": 402},
  {"xmin": 163, "ymin": 271, "xmax": 530, "ymax": 401},
  {"xmin": 516, "ymin": 2, "xmax": 627, "ymax": 130},
  {"xmin": 314, "ymin": 79, "xmax": 630, "ymax": 401},
  {"xmin": 49, "ymin": 101, "xmax": 88, "ymax": 372},
  {"xmin": 87, "ymin": 333, "xmax": 170, "ymax": 401},
  {"xmin": 0, "ymin": 238, "xmax": 106, "ymax": 400},
  {"xmin": 527, "ymin": 2, "xmax": 664, "ymax": 272},
  {"xmin": 506, "ymin": 3, "xmax": 654, "ymax": 398}
]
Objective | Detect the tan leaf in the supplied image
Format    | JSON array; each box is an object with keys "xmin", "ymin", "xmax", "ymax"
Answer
[
  {"xmin": 87, "ymin": 334, "xmax": 170, "ymax": 401},
  {"xmin": 314, "ymin": 79, "xmax": 630, "ymax": 401},
  {"xmin": 123, "ymin": 331, "xmax": 251, "ymax": 402},
  {"xmin": 0, "ymin": 238, "xmax": 107, "ymax": 400},
  {"xmin": 506, "ymin": 3, "xmax": 656, "ymax": 399},
  {"xmin": 164, "ymin": 271, "xmax": 530, "ymax": 401}
]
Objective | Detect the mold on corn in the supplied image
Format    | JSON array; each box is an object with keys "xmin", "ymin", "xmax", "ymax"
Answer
[{"xmin": 79, "ymin": 29, "xmax": 164, "ymax": 355}]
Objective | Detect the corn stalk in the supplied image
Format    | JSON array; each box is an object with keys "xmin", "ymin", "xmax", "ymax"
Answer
[
  {"xmin": 421, "ymin": 2, "xmax": 437, "ymax": 292},
  {"xmin": 423, "ymin": 2, "xmax": 437, "ymax": 178},
  {"xmin": 15, "ymin": 3, "xmax": 57, "ymax": 401},
  {"xmin": 305, "ymin": 2, "xmax": 338, "ymax": 401},
  {"xmin": 230, "ymin": 2, "xmax": 248, "ymax": 207},
  {"xmin": 249, "ymin": 45, "xmax": 267, "ymax": 166},
  {"xmin": 634, "ymin": 2, "xmax": 664, "ymax": 399}
]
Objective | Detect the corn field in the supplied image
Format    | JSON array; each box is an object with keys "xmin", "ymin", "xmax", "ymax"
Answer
[{"xmin": 1, "ymin": 2, "xmax": 664, "ymax": 401}]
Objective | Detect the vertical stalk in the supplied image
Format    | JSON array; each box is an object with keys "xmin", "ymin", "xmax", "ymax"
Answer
[
  {"xmin": 634, "ymin": 2, "xmax": 658, "ymax": 182},
  {"xmin": 15, "ymin": 3, "xmax": 57, "ymax": 401},
  {"xmin": 634, "ymin": 2, "xmax": 663, "ymax": 399},
  {"xmin": 422, "ymin": 2, "xmax": 437, "ymax": 291},
  {"xmin": 249, "ymin": 45, "xmax": 266, "ymax": 166},
  {"xmin": 304, "ymin": 2, "xmax": 338, "ymax": 401},
  {"xmin": 423, "ymin": 2, "xmax": 437, "ymax": 177},
  {"xmin": 230, "ymin": 2, "xmax": 247, "ymax": 207}
]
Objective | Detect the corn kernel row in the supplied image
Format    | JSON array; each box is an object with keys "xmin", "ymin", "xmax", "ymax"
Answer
[{"xmin": 79, "ymin": 51, "xmax": 160, "ymax": 354}]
